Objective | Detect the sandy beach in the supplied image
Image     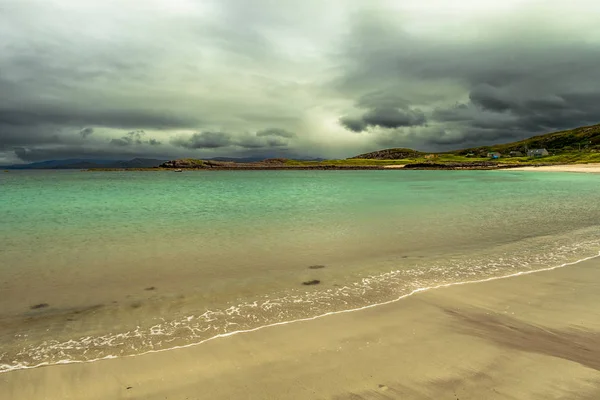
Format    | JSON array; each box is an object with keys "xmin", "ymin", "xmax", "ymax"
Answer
[
  {"xmin": 1, "ymin": 256, "xmax": 599, "ymax": 399},
  {"xmin": 509, "ymin": 163, "xmax": 600, "ymax": 173}
]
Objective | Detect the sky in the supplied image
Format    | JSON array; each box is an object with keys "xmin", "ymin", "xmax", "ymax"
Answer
[{"xmin": 1, "ymin": 0, "xmax": 600, "ymax": 163}]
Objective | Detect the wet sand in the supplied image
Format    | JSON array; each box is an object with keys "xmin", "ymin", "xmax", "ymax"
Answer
[
  {"xmin": 2, "ymin": 257, "xmax": 600, "ymax": 400},
  {"xmin": 510, "ymin": 163, "xmax": 600, "ymax": 173}
]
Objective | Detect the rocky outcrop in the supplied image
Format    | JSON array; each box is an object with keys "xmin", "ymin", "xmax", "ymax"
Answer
[
  {"xmin": 158, "ymin": 159, "xmax": 386, "ymax": 170},
  {"xmin": 351, "ymin": 148, "xmax": 424, "ymax": 160},
  {"xmin": 159, "ymin": 159, "xmax": 238, "ymax": 168},
  {"xmin": 160, "ymin": 159, "xmax": 204, "ymax": 168},
  {"xmin": 403, "ymin": 162, "xmax": 499, "ymax": 169}
]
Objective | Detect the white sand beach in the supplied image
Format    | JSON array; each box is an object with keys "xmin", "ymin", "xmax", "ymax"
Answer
[
  {"xmin": 509, "ymin": 163, "xmax": 600, "ymax": 173},
  {"xmin": 2, "ymin": 257, "xmax": 599, "ymax": 399}
]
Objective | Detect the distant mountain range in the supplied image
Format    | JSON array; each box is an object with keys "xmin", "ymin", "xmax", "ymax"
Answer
[
  {"xmin": 1, "ymin": 158, "xmax": 167, "ymax": 169},
  {"xmin": 2, "ymin": 156, "xmax": 326, "ymax": 169}
]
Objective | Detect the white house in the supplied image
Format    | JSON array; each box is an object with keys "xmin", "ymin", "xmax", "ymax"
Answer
[{"xmin": 527, "ymin": 148, "xmax": 549, "ymax": 157}]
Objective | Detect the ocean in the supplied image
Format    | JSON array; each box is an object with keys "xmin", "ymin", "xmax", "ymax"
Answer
[{"xmin": 1, "ymin": 169, "xmax": 600, "ymax": 373}]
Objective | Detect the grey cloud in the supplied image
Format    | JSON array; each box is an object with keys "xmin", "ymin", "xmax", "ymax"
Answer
[
  {"xmin": 110, "ymin": 130, "xmax": 162, "ymax": 147},
  {"xmin": 0, "ymin": 105, "xmax": 198, "ymax": 130},
  {"xmin": 469, "ymin": 85, "xmax": 514, "ymax": 112},
  {"xmin": 171, "ymin": 132, "xmax": 233, "ymax": 149},
  {"xmin": 109, "ymin": 138, "xmax": 131, "ymax": 147},
  {"xmin": 2, "ymin": 0, "xmax": 600, "ymax": 160},
  {"xmin": 79, "ymin": 127, "xmax": 94, "ymax": 138},
  {"xmin": 362, "ymin": 108, "xmax": 426, "ymax": 129},
  {"xmin": 256, "ymin": 128, "xmax": 296, "ymax": 138},
  {"xmin": 334, "ymin": 9, "xmax": 600, "ymax": 150},
  {"xmin": 339, "ymin": 116, "xmax": 367, "ymax": 133},
  {"xmin": 341, "ymin": 108, "xmax": 427, "ymax": 133},
  {"xmin": 236, "ymin": 135, "xmax": 289, "ymax": 149},
  {"xmin": 0, "ymin": 124, "xmax": 62, "ymax": 150},
  {"xmin": 340, "ymin": 89, "xmax": 427, "ymax": 133},
  {"xmin": 356, "ymin": 92, "xmax": 410, "ymax": 110},
  {"xmin": 172, "ymin": 130, "xmax": 291, "ymax": 150}
]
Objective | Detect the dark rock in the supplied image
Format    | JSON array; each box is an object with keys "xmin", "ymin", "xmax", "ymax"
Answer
[
  {"xmin": 351, "ymin": 148, "xmax": 423, "ymax": 160},
  {"xmin": 30, "ymin": 303, "xmax": 49, "ymax": 310},
  {"xmin": 403, "ymin": 162, "xmax": 498, "ymax": 169},
  {"xmin": 144, "ymin": 286, "xmax": 156, "ymax": 291},
  {"xmin": 302, "ymin": 280, "xmax": 321, "ymax": 286},
  {"xmin": 308, "ymin": 265, "xmax": 326, "ymax": 269}
]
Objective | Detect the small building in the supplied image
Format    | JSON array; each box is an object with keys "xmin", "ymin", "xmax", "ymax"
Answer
[
  {"xmin": 528, "ymin": 148, "xmax": 549, "ymax": 157},
  {"xmin": 487, "ymin": 152, "xmax": 501, "ymax": 159},
  {"xmin": 424, "ymin": 154, "xmax": 437, "ymax": 159},
  {"xmin": 465, "ymin": 153, "xmax": 476, "ymax": 158},
  {"xmin": 509, "ymin": 151, "xmax": 524, "ymax": 157}
]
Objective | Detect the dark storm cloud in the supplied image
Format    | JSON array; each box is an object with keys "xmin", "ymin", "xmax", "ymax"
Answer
[
  {"xmin": 172, "ymin": 130, "xmax": 292, "ymax": 150},
  {"xmin": 0, "ymin": 124, "xmax": 62, "ymax": 150},
  {"xmin": 0, "ymin": 106, "xmax": 197, "ymax": 130},
  {"xmin": 365, "ymin": 108, "xmax": 426, "ymax": 129},
  {"xmin": 0, "ymin": 0, "xmax": 309, "ymax": 162},
  {"xmin": 340, "ymin": 90, "xmax": 426, "ymax": 132},
  {"xmin": 171, "ymin": 132, "xmax": 233, "ymax": 149},
  {"xmin": 339, "ymin": 117, "xmax": 367, "ymax": 133},
  {"xmin": 335, "ymin": 9, "xmax": 600, "ymax": 150},
  {"xmin": 79, "ymin": 127, "xmax": 94, "ymax": 138},
  {"xmin": 432, "ymin": 85, "xmax": 600, "ymax": 138},
  {"xmin": 110, "ymin": 130, "xmax": 162, "ymax": 147},
  {"xmin": 2, "ymin": 0, "xmax": 600, "ymax": 162}
]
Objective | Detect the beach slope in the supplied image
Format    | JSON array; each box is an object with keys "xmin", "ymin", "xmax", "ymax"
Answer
[{"xmin": 2, "ymin": 258, "xmax": 600, "ymax": 399}]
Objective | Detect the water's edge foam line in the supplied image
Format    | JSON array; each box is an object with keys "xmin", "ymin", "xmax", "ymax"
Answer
[{"xmin": 2, "ymin": 252, "xmax": 599, "ymax": 375}]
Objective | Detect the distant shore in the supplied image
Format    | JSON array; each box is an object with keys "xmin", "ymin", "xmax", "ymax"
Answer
[{"xmin": 87, "ymin": 160, "xmax": 558, "ymax": 171}]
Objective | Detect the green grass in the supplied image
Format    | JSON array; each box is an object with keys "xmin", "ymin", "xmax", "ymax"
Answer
[
  {"xmin": 146, "ymin": 149, "xmax": 600, "ymax": 172},
  {"xmin": 180, "ymin": 158, "xmax": 206, "ymax": 166},
  {"xmin": 284, "ymin": 159, "xmax": 414, "ymax": 166},
  {"xmin": 456, "ymin": 124, "xmax": 600, "ymax": 156},
  {"xmin": 285, "ymin": 152, "xmax": 600, "ymax": 166},
  {"xmin": 514, "ymin": 152, "xmax": 600, "ymax": 164}
]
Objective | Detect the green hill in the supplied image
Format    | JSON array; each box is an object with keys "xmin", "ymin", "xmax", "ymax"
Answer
[
  {"xmin": 350, "ymin": 124, "xmax": 600, "ymax": 163},
  {"xmin": 350, "ymin": 148, "xmax": 425, "ymax": 160},
  {"xmin": 456, "ymin": 123, "xmax": 600, "ymax": 155}
]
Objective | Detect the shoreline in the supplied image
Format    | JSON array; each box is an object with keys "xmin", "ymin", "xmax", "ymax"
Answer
[
  {"xmin": 10, "ymin": 162, "xmax": 600, "ymax": 172},
  {"xmin": 2, "ymin": 253, "xmax": 600, "ymax": 399},
  {"xmin": 507, "ymin": 163, "xmax": 600, "ymax": 172},
  {"xmin": 83, "ymin": 162, "xmax": 600, "ymax": 172},
  {"xmin": 83, "ymin": 163, "xmax": 538, "ymax": 171},
  {"xmin": 2, "ymin": 253, "xmax": 597, "ymax": 376}
]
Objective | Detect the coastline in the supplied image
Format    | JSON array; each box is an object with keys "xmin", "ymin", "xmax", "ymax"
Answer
[
  {"xmin": 508, "ymin": 163, "xmax": 600, "ymax": 173},
  {"xmin": 83, "ymin": 160, "xmax": 600, "ymax": 172},
  {"xmin": 85, "ymin": 162, "xmax": 538, "ymax": 171},
  {"xmin": 2, "ymin": 256, "xmax": 599, "ymax": 399}
]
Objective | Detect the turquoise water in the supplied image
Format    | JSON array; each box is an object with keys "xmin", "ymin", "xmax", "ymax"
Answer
[{"xmin": 1, "ymin": 170, "xmax": 600, "ymax": 372}]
